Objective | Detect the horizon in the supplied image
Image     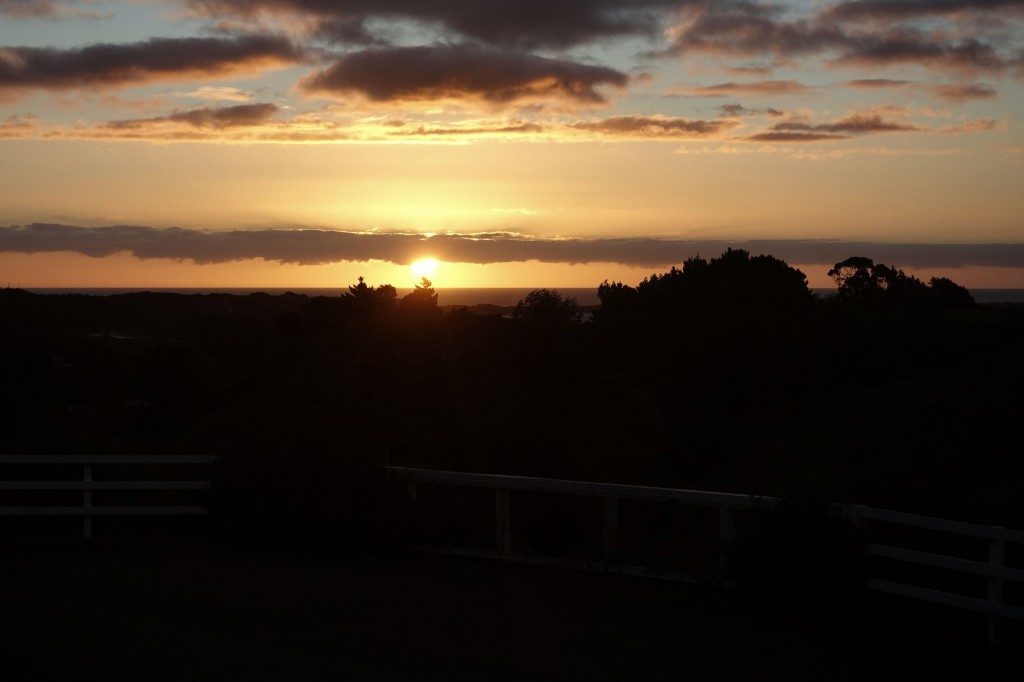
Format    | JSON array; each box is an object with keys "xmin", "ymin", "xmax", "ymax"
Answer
[{"xmin": 15, "ymin": 284, "xmax": 1024, "ymax": 307}]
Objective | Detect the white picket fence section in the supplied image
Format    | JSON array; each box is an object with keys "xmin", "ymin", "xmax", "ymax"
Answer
[
  {"xmin": 0, "ymin": 455, "xmax": 217, "ymax": 538},
  {"xmin": 383, "ymin": 465, "xmax": 1024, "ymax": 645}
]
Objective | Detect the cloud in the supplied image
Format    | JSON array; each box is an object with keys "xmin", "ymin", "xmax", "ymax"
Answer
[
  {"xmin": 830, "ymin": 34, "xmax": 1022, "ymax": 74},
  {"xmin": 746, "ymin": 131, "xmax": 850, "ymax": 142},
  {"xmin": 931, "ymin": 82, "xmax": 998, "ymax": 101},
  {"xmin": 178, "ymin": 85, "xmax": 253, "ymax": 102},
  {"xmin": 0, "ymin": 113, "xmax": 35, "ymax": 138},
  {"xmin": 725, "ymin": 63, "xmax": 777, "ymax": 76},
  {"xmin": 299, "ymin": 44, "xmax": 628, "ymax": 106},
  {"xmin": 675, "ymin": 142, "xmax": 962, "ymax": 159},
  {"xmin": 824, "ymin": 0, "xmax": 1024, "ymax": 22},
  {"xmin": 3, "ymin": 223, "xmax": 1024, "ymax": 270},
  {"xmin": 669, "ymin": 79, "xmax": 812, "ymax": 97},
  {"xmin": 185, "ymin": 0, "xmax": 678, "ymax": 49},
  {"xmin": 938, "ymin": 117, "xmax": 1000, "ymax": 132},
  {"xmin": 845, "ymin": 78, "xmax": 913, "ymax": 89},
  {"xmin": 772, "ymin": 112, "xmax": 920, "ymax": 134},
  {"xmin": 0, "ymin": 0, "xmax": 105, "ymax": 19},
  {"xmin": 12, "ymin": 110, "xmax": 738, "ymax": 143},
  {"xmin": 0, "ymin": 35, "xmax": 303, "ymax": 97},
  {"xmin": 717, "ymin": 103, "xmax": 757, "ymax": 117},
  {"xmin": 105, "ymin": 103, "xmax": 279, "ymax": 130},
  {"xmin": 388, "ymin": 121, "xmax": 546, "ymax": 137},
  {"xmin": 568, "ymin": 114, "xmax": 737, "ymax": 137},
  {"xmin": 662, "ymin": 2, "xmax": 1024, "ymax": 76},
  {"xmin": 843, "ymin": 78, "xmax": 998, "ymax": 102},
  {"xmin": 745, "ymin": 108, "xmax": 1004, "ymax": 141},
  {"xmin": 746, "ymin": 111, "xmax": 921, "ymax": 141}
]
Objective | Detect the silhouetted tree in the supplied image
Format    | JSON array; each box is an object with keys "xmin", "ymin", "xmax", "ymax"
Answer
[
  {"xmin": 511, "ymin": 289, "xmax": 581, "ymax": 325},
  {"xmin": 929, "ymin": 276, "xmax": 975, "ymax": 309},
  {"xmin": 344, "ymin": 276, "xmax": 397, "ymax": 315},
  {"xmin": 399, "ymin": 277, "xmax": 440, "ymax": 315},
  {"xmin": 604, "ymin": 248, "xmax": 811, "ymax": 323},
  {"xmin": 827, "ymin": 257, "xmax": 929, "ymax": 305}
]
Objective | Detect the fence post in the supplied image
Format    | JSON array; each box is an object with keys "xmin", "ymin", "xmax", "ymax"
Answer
[
  {"xmin": 602, "ymin": 498, "xmax": 618, "ymax": 564},
  {"xmin": 495, "ymin": 489, "xmax": 511, "ymax": 556},
  {"xmin": 988, "ymin": 531, "xmax": 1005, "ymax": 646},
  {"xmin": 83, "ymin": 463, "xmax": 93, "ymax": 540},
  {"xmin": 719, "ymin": 507, "xmax": 736, "ymax": 574}
]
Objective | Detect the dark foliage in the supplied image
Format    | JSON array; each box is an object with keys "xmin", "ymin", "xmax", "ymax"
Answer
[{"xmin": 1, "ymin": 251, "xmax": 1021, "ymax": 536}]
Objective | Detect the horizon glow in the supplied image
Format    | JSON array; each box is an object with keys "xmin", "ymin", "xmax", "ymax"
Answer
[{"xmin": 0, "ymin": 0, "xmax": 1022, "ymax": 286}]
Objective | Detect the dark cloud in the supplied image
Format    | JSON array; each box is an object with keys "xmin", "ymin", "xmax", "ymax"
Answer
[
  {"xmin": 390, "ymin": 121, "xmax": 545, "ymax": 136},
  {"xmin": 824, "ymin": 0, "xmax": 1024, "ymax": 22},
  {"xmin": 938, "ymin": 117, "xmax": 999, "ymax": 132},
  {"xmin": 664, "ymin": 7, "xmax": 849, "ymax": 59},
  {"xmin": 0, "ymin": 0, "xmax": 103, "ymax": 18},
  {"xmin": 843, "ymin": 78, "xmax": 998, "ymax": 102},
  {"xmin": 931, "ymin": 82, "xmax": 998, "ymax": 101},
  {"xmin": 772, "ymin": 112, "xmax": 919, "ymax": 134},
  {"xmin": 664, "ymin": 3, "xmax": 1024, "ymax": 75},
  {"xmin": 746, "ymin": 131, "xmax": 850, "ymax": 142},
  {"xmin": 845, "ymin": 78, "xmax": 913, "ymax": 88},
  {"xmin": 0, "ymin": 0, "xmax": 51, "ymax": 17},
  {"xmin": 717, "ymin": 103, "xmax": 758, "ymax": 116},
  {"xmin": 0, "ymin": 35, "xmax": 303, "ymax": 95},
  {"xmin": 104, "ymin": 103, "xmax": 279, "ymax": 129},
  {"xmin": 725, "ymin": 63, "xmax": 776, "ymax": 76},
  {"xmin": 568, "ymin": 114, "xmax": 737, "ymax": 136},
  {"xmin": 300, "ymin": 44, "xmax": 628, "ymax": 105},
  {"xmin": 186, "ymin": 0, "xmax": 680, "ymax": 49},
  {"xmin": 670, "ymin": 80, "xmax": 813, "ymax": 97},
  {"xmin": 3, "ymin": 223, "xmax": 1023, "ymax": 270},
  {"xmin": 832, "ymin": 34, "xmax": 1020, "ymax": 73},
  {"xmin": 715, "ymin": 103, "xmax": 786, "ymax": 117},
  {"xmin": 746, "ymin": 111, "xmax": 920, "ymax": 141}
]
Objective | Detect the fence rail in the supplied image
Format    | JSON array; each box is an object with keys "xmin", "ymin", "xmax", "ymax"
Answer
[
  {"xmin": 383, "ymin": 465, "xmax": 1024, "ymax": 645},
  {"xmin": 0, "ymin": 455, "xmax": 218, "ymax": 538},
  {"xmin": 2, "ymin": 458, "xmax": 1019, "ymax": 644}
]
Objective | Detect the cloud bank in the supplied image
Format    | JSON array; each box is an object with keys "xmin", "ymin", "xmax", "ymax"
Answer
[
  {"xmin": 185, "ymin": 0, "xmax": 679, "ymax": 49},
  {"xmin": 300, "ymin": 44, "xmax": 629, "ymax": 106},
  {"xmin": 663, "ymin": 1, "xmax": 1024, "ymax": 76},
  {"xmin": 0, "ymin": 0, "xmax": 104, "ymax": 18},
  {"xmin": 106, "ymin": 103, "xmax": 280, "ymax": 130},
  {"xmin": 2, "ymin": 223, "xmax": 1023, "ymax": 270},
  {"xmin": 0, "ymin": 35, "xmax": 303, "ymax": 96}
]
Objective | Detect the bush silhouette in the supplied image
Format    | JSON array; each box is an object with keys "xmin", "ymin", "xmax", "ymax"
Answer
[{"xmin": 511, "ymin": 289, "xmax": 582, "ymax": 325}]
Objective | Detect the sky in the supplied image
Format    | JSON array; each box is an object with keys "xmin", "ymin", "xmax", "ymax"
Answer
[{"xmin": 1, "ymin": 0, "xmax": 1023, "ymax": 289}]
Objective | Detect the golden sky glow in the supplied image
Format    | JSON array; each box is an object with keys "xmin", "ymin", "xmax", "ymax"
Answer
[{"xmin": 1, "ymin": 0, "xmax": 1022, "ymax": 288}]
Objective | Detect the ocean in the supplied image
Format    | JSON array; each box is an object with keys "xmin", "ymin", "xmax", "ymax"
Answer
[{"xmin": 22, "ymin": 287, "xmax": 1024, "ymax": 305}]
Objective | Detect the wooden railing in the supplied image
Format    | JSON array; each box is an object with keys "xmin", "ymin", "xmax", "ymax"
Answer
[
  {"xmin": 0, "ymin": 455, "xmax": 218, "ymax": 538},
  {"xmin": 385, "ymin": 465, "xmax": 763, "ymax": 580},
  {"xmin": 848, "ymin": 504, "xmax": 1024, "ymax": 645},
  {"xmin": 3, "ymin": 458, "xmax": 1020, "ymax": 643},
  {"xmin": 384, "ymin": 466, "xmax": 1024, "ymax": 645}
]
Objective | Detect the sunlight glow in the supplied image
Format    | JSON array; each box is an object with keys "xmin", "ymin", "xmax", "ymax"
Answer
[{"xmin": 411, "ymin": 258, "xmax": 439, "ymax": 279}]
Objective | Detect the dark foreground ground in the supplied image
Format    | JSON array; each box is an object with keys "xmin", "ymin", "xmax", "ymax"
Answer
[{"xmin": 1, "ymin": 541, "xmax": 1020, "ymax": 681}]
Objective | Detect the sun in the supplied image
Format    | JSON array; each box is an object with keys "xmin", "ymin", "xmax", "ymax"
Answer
[{"xmin": 411, "ymin": 257, "xmax": 439, "ymax": 279}]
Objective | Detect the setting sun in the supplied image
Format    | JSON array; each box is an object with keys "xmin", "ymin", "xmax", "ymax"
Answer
[{"xmin": 411, "ymin": 258, "xmax": 439, "ymax": 280}]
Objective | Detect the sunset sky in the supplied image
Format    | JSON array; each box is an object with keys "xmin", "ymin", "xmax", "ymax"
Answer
[{"xmin": 1, "ymin": 0, "xmax": 1023, "ymax": 289}]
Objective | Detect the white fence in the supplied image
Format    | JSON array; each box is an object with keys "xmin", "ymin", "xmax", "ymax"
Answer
[
  {"xmin": 0, "ymin": 455, "xmax": 217, "ymax": 538},
  {"xmin": 384, "ymin": 465, "xmax": 1024, "ymax": 645},
  {"xmin": 2, "ymin": 458, "xmax": 1020, "ymax": 644}
]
